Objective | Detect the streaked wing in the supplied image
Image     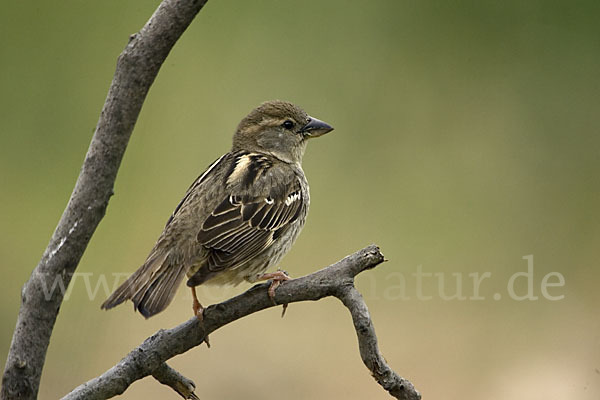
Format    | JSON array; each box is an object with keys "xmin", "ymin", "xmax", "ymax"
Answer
[{"xmin": 197, "ymin": 183, "xmax": 304, "ymax": 271}]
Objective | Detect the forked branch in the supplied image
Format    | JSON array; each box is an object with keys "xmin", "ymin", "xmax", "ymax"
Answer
[{"xmin": 62, "ymin": 245, "xmax": 420, "ymax": 400}]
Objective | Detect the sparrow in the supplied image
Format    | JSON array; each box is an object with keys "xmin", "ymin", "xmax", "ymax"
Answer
[{"xmin": 101, "ymin": 100, "xmax": 333, "ymax": 319}]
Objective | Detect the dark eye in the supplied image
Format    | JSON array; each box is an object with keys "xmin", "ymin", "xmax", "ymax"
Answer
[{"xmin": 282, "ymin": 120, "xmax": 295, "ymax": 130}]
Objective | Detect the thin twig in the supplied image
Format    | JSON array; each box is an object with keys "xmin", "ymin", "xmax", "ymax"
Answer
[
  {"xmin": 1, "ymin": 1, "xmax": 209, "ymax": 399},
  {"xmin": 337, "ymin": 286, "xmax": 420, "ymax": 399},
  {"xmin": 151, "ymin": 363, "xmax": 199, "ymax": 400},
  {"xmin": 62, "ymin": 245, "xmax": 420, "ymax": 400}
]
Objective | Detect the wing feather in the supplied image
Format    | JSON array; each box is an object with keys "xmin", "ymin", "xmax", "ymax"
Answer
[
  {"xmin": 196, "ymin": 180, "xmax": 304, "ymax": 274},
  {"xmin": 249, "ymin": 202, "xmax": 273, "ymax": 226},
  {"xmin": 201, "ymin": 208, "xmax": 240, "ymax": 230}
]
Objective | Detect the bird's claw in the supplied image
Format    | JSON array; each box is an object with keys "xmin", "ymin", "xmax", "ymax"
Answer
[
  {"xmin": 258, "ymin": 270, "xmax": 291, "ymax": 315},
  {"xmin": 192, "ymin": 298, "xmax": 204, "ymax": 321}
]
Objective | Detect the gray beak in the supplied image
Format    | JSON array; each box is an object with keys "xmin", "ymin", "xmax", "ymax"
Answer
[{"xmin": 300, "ymin": 116, "xmax": 334, "ymax": 138}]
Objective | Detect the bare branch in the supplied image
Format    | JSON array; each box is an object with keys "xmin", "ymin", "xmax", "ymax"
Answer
[
  {"xmin": 151, "ymin": 363, "xmax": 199, "ymax": 400},
  {"xmin": 337, "ymin": 285, "xmax": 420, "ymax": 399},
  {"xmin": 62, "ymin": 245, "xmax": 421, "ymax": 400},
  {"xmin": 1, "ymin": 1, "xmax": 209, "ymax": 399}
]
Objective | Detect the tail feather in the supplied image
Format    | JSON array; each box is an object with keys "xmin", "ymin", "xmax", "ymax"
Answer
[
  {"xmin": 132, "ymin": 263, "xmax": 186, "ymax": 318},
  {"xmin": 101, "ymin": 251, "xmax": 187, "ymax": 318}
]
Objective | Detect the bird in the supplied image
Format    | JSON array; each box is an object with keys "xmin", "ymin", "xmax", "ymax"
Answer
[{"xmin": 101, "ymin": 100, "xmax": 333, "ymax": 319}]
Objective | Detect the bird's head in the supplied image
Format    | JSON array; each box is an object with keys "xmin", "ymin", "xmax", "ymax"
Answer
[{"xmin": 232, "ymin": 100, "xmax": 333, "ymax": 165}]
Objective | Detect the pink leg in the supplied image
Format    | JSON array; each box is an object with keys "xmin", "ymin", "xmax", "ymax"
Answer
[
  {"xmin": 257, "ymin": 270, "xmax": 291, "ymax": 317},
  {"xmin": 191, "ymin": 286, "xmax": 210, "ymax": 347},
  {"xmin": 191, "ymin": 286, "xmax": 204, "ymax": 320}
]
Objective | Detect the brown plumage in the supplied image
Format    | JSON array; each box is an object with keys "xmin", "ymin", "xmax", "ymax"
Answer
[{"xmin": 101, "ymin": 100, "xmax": 333, "ymax": 318}]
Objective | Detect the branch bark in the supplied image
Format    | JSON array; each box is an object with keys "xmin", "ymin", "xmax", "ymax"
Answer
[
  {"xmin": 62, "ymin": 245, "xmax": 420, "ymax": 400},
  {"xmin": 1, "ymin": 1, "xmax": 209, "ymax": 399},
  {"xmin": 151, "ymin": 363, "xmax": 199, "ymax": 400}
]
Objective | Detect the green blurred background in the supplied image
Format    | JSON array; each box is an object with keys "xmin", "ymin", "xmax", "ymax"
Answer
[{"xmin": 1, "ymin": 1, "xmax": 599, "ymax": 399}]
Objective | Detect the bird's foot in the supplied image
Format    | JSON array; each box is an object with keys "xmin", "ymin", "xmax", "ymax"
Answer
[
  {"xmin": 192, "ymin": 298, "xmax": 204, "ymax": 321},
  {"xmin": 191, "ymin": 287, "xmax": 210, "ymax": 348},
  {"xmin": 191, "ymin": 286, "xmax": 205, "ymax": 321},
  {"xmin": 257, "ymin": 270, "xmax": 291, "ymax": 316},
  {"xmin": 258, "ymin": 270, "xmax": 291, "ymax": 301}
]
